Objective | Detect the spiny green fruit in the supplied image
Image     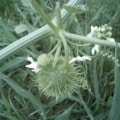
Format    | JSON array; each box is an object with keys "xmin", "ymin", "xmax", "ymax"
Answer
[
  {"xmin": 35, "ymin": 59, "xmax": 80, "ymax": 99},
  {"xmin": 37, "ymin": 53, "xmax": 53, "ymax": 66}
]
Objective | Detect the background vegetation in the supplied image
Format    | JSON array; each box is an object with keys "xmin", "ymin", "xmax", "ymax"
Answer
[{"xmin": 0, "ymin": 0, "xmax": 120, "ymax": 120}]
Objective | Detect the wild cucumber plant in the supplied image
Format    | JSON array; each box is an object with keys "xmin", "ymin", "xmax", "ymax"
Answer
[
  {"xmin": 24, "ymin": 1, "xmax": 90, "ymax": 99},
  {"xmin": 0, "ymin": 0, "xmax": 120, "ymax": 120},
  {"xmin": 25, "ymin": 1, "xmax": 118, "ymax": 101}
]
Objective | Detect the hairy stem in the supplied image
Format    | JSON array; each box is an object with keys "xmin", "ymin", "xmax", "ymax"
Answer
[
  {"xmin": 53, "ymin": 41, "xmax": 61, "ymax": 66},
  {"xmin": 0, "ymin": 0, "xmax": 80, "ymax": 62},
  {"xmin": 63, "ymin": 31, "xmax": 120, "ymax": 48},
  {"xmin": 59, "ymin": 30, "xmax": 69, "ymax": 67}
]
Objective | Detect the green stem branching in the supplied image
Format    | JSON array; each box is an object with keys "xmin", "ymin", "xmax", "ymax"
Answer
[
  {"xmin": 53, "ymin": 41, "xmax": 61, "ymax": 66},
  {"xmin": 55, "ymin": 2, "xmax": 62, "ymax": 29},
  {"xmin": 59, "ymin": 30, "xmax": 69, "ymax": 67},
  {"xmin": 63, "ymin": 31, "xmax": 120, "ymax": 48}
]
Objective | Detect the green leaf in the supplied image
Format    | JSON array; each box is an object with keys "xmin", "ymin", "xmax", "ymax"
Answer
[
  {"xmin": 0, "ymin": 73, "xmax": 47, "ymax": 120},
  {"xmin": 90, "ymin": 6, "xmax": 103, "ymax": 24},
  {"xmin": 109, "ymin": 64, "xmax": 120, "ymax": 120},
  {"xmin": 20, "ymin": 0, "xmax": 32, "ymax": 7},
  {"xmin": 55, "ymin": 104, "xmax": 75, "ymax": 120},
  {"xmin": 15, "ymin": 24, "xmax": 29, "ymax": 34},
  {"xmin": 64, "ymin": 5, "xmax": 78, "ymax": 13},
  {"xmin": 31, "ymin": 0, "xmax": 57, "ymax": 31},
  {"xmin": 0, "ymin": 18, "xmax": 16, "ymax": 42},
  {"xmin": 1, "ymin": 57, "xmax": 25, "ymax": 72},
  {"xmin": 9, "ymin": 97, "xmax": 24, "ymax": 120},
  {"xmin": 64, "ymin": 5, "xmax": 87, "ymax": 13},
  {"xmin": 0, "ymin": 113, "xmax": 19, "ymax": 120}
]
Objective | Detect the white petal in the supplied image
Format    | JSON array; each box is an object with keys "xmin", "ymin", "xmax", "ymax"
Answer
[
  {"xmin": 26, "ymin": 57, "xmax": 40, "ymax": 73},
  {"xmin": 91, "ymin": 26, "xmax": 94, "ymax": 33},
  {"xmin": 25, "ymin": 62, "xmax": 37, "ymax": 69},
  {"xmin": 91, "ymin": 48, "xmax": 95, "ymax": 55},
  {"xmin": 69, "ymin": 55, "xmax": 92, "ymax": 63},
  {"xmin": 26, "ymin": 64, "xmax": 35, "ymax": 69},
  {"xmin": 69, "ymin": 58, "xmax": 77, "ymax": 63},
  {"xmin": 81, "ymin": 56, "xmax": 92, "ymax": 61},
  {"xmin": 91, "ymin": 26, "xmax": 99, "ymax": 33},
  {"xmin": 32, "ymin": 68, "xmax": 40, "ymax": 73},
  {"xmin": 91, "ymin": 44, "xmax": 100, "ymax": 55},
  {"xmin": 76, "ymin": 56, "xmax": 82, "ymax": 61},
  {"xmin": 91, "ymin": 46, "xmax": 96, "ymax": 55},
  {"xmin": 95, "ymin": 44, "xmax": 100, "ymax": 52},
  {"xmin": 100, "ymin": 27, "xmax": 105, "ymax": 32},
  {"xmin": 27, "ymin": 57, "xmax": 34, "ymax": 62}
]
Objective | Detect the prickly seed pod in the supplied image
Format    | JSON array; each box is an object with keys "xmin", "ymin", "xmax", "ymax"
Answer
[
  {"xmin": 35, "ymin": 58, "xmax": 81, "ymax": 99},
  {"xmin": 37, "ymin": 53, "xmax": 53, "ymax": 66}
]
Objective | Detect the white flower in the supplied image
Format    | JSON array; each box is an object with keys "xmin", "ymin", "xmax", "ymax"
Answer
[
  {"xmin": 26, "ymin": 57, "xmax": 40, "ymax": 73},
  {"xmin": 100, "ymin": 27, "xmax": 106, "ymax": 33},
  {"xmin": 69, "ymin": 55, "xmax": 92, "ymax": 64},
  {"xmin": 87, "ymin": 26, "xmax": 100, "ymax": 38},
  {"xmin": 91, "ymin": 44, "xmax": 100, "ymax": 55},
  {"xmin": 81, "ymin": 56, "xmax": 92, "ymax": 61},
  {"xmin": 91, "ymin": 26, "xmax": 100, "ymax": 33}
]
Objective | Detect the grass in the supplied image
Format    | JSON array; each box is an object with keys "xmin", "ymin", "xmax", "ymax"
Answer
[{"xmin": 0, "ymin": 0, "xmax": 120, "ymax": 120}]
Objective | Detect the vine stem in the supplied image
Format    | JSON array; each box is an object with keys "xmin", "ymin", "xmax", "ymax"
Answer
[
  {"xmin": 0, "ymin": 0, "xmax": 80, "ymax": 62},
  {"xmin": 63, "ymin": 31, "xmax": 120, "ymax": 48},
  {"xmin": 59, "ymin": 30, "xmax": 69, "ymax": 67},
  {"xmin": 53, "ymin": 41, "xmax": 61, "ymax": 66},
  {"xmin": 49, "ymin": 41, "xmax": 60, "ymax": 55}
]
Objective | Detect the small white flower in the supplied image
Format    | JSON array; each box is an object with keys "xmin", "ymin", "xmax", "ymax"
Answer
[
  {"xmin": 81, "ymin": 56, "xmax": 92, "ymax": 61},
  {"xmin": 91, "ymin": 26, "xmax": 100, "ymax": 33},
  {"xmin": 100, "ymin": 27, "xmax": 106, "ymax": 33},
  {"xmin": 87, "ymin": 26, "xmax": 100, "ymax": 38},
  {"xmin": 91, "ymin": 44, "xmax": 100, "ymax": 55},
  {"xmin": 106, "ymin": 38, "xmax": 115, "ymax": 42},
  {"xmin": 69, "ymin": 55, "xmax": 92, "ymax": 64},
  {"xmin": 106, "ymin": 31, "xmax": 112, "ymax": 37},
  {"xmin": 26, "ymin": 57, "xmax": 40, "ymax": 73}
]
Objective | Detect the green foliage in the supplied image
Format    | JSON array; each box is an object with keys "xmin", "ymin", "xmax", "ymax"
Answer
[
  {"xmin": 0, "ymin": 0, "xmax": 120, "ymax": 120},
  {"xmin": 109, "ymin": 61, "xmax": 120, "ymax": 120}
]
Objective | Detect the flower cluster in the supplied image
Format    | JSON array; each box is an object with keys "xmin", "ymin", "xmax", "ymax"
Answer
[
  {"xmin": 87, "ymin": 24, "xmax": 115, "ymax": 55},
  {"xmin": 90, "ymin": 24, "xmax": 114, "ymax": 40}
]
